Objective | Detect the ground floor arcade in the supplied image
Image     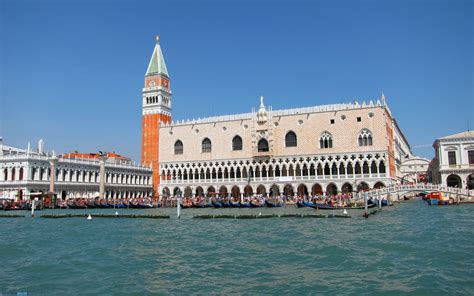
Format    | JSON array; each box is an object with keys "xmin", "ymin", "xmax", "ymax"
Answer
[
  {"xmin": 440, "ymin": 172, "xmax": 474, "ymax": 190},
  {"xmin": 160, "ymin": 179, "xmax": 390, "ymax": 199}
]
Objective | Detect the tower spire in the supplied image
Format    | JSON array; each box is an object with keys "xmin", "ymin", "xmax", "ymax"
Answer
[{"xmin": 146, "ymin": 35, "xmax": 168, "ymax": 77}]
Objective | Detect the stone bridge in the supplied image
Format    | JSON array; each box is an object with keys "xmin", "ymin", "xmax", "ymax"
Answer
[{"xmin": 367, "ymin": 184, "xmax": 474, "ymax": 201}]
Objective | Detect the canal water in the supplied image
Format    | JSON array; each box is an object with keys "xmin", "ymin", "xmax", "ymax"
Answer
[{"xmin": 0, "ymin": 200, "xmax": 473, "ymax": 295}]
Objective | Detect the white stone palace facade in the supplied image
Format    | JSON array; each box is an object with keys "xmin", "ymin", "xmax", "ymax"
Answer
[
  {"xmin": 0, "ymin": 139, "xmax": 153, "ymax": 201},
  {"xmin": 141, "ymin": 37, "xmax": 414, "ymax": 199},
  {"xmin": 432, "ymin": 131, "xmax": 474, "ymax": 189}
]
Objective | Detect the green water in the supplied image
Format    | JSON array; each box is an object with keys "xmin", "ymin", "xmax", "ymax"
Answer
[{"xmin": 0, "ymin": 200, "xmax": 473, "ymax": 295}]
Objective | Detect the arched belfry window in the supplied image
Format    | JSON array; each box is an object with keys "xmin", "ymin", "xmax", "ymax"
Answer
[
  {"xmin": 258, "ymin": 139, "xmax": 269, "ymax": 152},
  {"xmin": 202, "ymin": 138, "xmax": 212, "ymax": 153},
  {"xmin": 319, "ymin": 132, "xmax": 333, "ymax": 149},
  {"xmin": 232, "ymin": 135, "xmax": 243, "ymax": 151},
  {"xmin": 285, "ymin": 131, "xmax": 297, "ymax": 147},
  {"xmin": 174, "ymin": 140, "xmax": 183, "ymax": 155},
  {"xmin": 358, "ymin": 129, "xmax": 373, "ymax": 146}
]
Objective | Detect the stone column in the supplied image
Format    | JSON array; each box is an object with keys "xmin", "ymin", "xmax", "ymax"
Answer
[
  {"xmin": 99, "ymin": 156, "xmax": 108, "ymax": 199},
  {"xmin": 49, "ymin": 157, "xmax": 58, "ymax": 194}
]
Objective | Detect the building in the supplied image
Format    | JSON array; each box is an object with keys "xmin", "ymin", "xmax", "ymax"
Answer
[
  {"xmin": 432, "ymin": 131, "xmax": 474, "ymax": 189},
  {"xmin": 0, "ymin": 138, "xmax": 153, "ymax": 201},
  {"xmin": 141, "ymin": 35, "xmax": 172, "ymax": 197},
  {"xmin": 399, "ymin": 156, "xmax": 432, "ymax": 184},
  {"xmin": 140, "ymin": 37, "xmax": 414, "ymax": 199}
]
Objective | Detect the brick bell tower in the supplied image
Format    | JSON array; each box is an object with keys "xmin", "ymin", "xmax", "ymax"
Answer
[{"xmin": 141, "ymin": 35, "xmax": 172, "ymax": 198}]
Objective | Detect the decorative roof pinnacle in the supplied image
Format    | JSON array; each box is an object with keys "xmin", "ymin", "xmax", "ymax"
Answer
[{"xmin": 156, "ymin": 34, "xmax": 160, "ymax": 44}]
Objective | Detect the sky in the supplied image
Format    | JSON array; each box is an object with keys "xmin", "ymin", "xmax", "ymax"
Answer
[{"xmin": 1, "ymin": 0, "xmax": 473, "ymax": 161}]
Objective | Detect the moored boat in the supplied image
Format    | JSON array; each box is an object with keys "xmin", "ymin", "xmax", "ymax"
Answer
[
  {"xmin": 211, "ymin": 201, "xmax": 223, "ymax": 208},
  {"xmin": 239, "ymin": 202, "xmax": 251, "ymax": 208},
  {"xmin": 250, "ymin": 201, "xmax": 264, "ymax": 207},
  {"xmin": 315, "ymin": 203, "xmax": 376, "ymax": 210},
  {"xmin": 303, "ymin": 201, "xmax": 317, "ymax": 208},
  {"xmin": 221, "ymin": 201, "xmax": 231, "ymax": 208},
  {"xmin": 265, "ymin": 200, "xmax": 284, "ymax": 207},
  {"xmin": 229, "ymin": 201, "xmax": 240, "ymax": 208}
]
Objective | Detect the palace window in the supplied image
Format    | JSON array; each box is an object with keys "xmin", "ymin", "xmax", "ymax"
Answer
[
  {"xmin": 319, "ymin": 132, "xmax": 333, "ymax": 149},
  {"xmin": 469, "ymin": 150, "xmax": 474, "ymax": 165},
  {"xmin": 258, "ymin": 139, "xmax": 269, "ymax": 152},
  {"xmin": 448, "ymin": 151, "xmax": 456, "ymax": 165},
  {"xmin": 285, "ymin": 131, "xmax": 297, "ymax": 147},
  {"xmin": 174, "ymin": 140, "xmax": 183, "ymax": 155},
  {"xmin": 358, "ymin": 129, "xmax": 373, "ymax": 146},
  {"xmin": 232, "ymin": 135, "xmax": 243, "ymax": 151},
  {"xmin": 202, "ymin": 138, "xmax": 212, "ymax": 153}
]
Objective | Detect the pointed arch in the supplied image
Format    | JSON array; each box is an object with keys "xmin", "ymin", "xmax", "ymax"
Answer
[
  {"xmin": 258, "ymin": 138, "xmax": 269, "ymax": 152},
  {"xmin": 285, "ymin": 131, "xmax": 297, "ymax": 147},
  {"xmin": 312, "ymin": 183, "xmax": 323, "ymax": 196},
  {"xmin": 320, "ymin": 131, "xmax": 333, "ymax": 149},
  {"xmin": 358, "ymin": 129, "xmax": 373, "ymax": 146},
  {"xmin": 174, "ymin": 140, "xmax": 183, "ymax": 155},
  {"xmin": 202, "ymin": 138, "xmax": 212, "ymax": 153},
  {"xmin": 232, "ymin": 135, "xmax": 243, "ymax": 151}
]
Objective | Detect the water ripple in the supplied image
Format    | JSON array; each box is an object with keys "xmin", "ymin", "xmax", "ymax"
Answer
[{"xmin": 0, "ymin": 201, "xmax": 473, "ymax": 295}]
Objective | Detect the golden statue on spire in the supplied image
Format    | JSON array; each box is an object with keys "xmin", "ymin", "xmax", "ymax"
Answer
[{"xmin": 156, "ymin": 34, "xmax": 160, "ymax": 43}]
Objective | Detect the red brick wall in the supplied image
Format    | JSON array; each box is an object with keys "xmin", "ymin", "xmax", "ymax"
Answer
[{"xmin": 142, "ymin": 113, "xmax": 171, "ymax": 196}]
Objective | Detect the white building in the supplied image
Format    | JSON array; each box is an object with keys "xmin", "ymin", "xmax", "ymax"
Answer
[
  {"xmin": 0, "ymin": 139, "xmax": 153, "ymax": 201},
  {"xmin": 432, "ymin": 131, "xmax": 474, "ymax": 189},
  {"xmin": 399, "ymin": 156, "xmax": 431, "ymax": 184}
]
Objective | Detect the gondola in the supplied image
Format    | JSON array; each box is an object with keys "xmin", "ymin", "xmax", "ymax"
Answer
[
  {"xmin": 314, "ymin": 203, "xmax": 376, "ymax": 210},
  {"xmin": 250, "ymin": 201, "xmax": 264, "ymax": 208},
  {"xmin": 239, "ymin": 202, "xmax": 251, "ymax": 208},
  {"xmin": 296, "ymin": 201, "xmax": 306, "ymax": 208},
  {"xmin": 68, "ymin": 201, "xmax": 87, "ymax": 209},
  {"xmin": 108, "ymin": 201, "xmax": 125, "ymax": 208},
  {"xmin": 229, "ymin": 201, "xmax": 240, "ymax": 208},
  {"xmin": 98, "ymin": 200, "xmax": 110, "ymax": 208},
  {"xmin": 192, "ymin": 202, "xmax": 209, "ymax": 208},
  {"xmin": 180, "ymin": 203, "xmax": 193, "ymax": 209},
  {"xmin": 211, "ymin": 201, "xmax": 223, "ymax": 208},
  {"xmin": 3, "ymin": 205, "xmax": 24, "ymax": 211},
  {"xmin": 265, "ymin": 200, "xmax": 284, "ymax": 207},
  {"xmin": 130, "ymin": 202, "xmax": 153, "ymax": 208},
  {"xmin": 86, "ymin": 201, "xmax": 97, "ymax": 208},
  {"xmin": 302, "ymin": 201, "xmax": 317, "ymax": 208}
]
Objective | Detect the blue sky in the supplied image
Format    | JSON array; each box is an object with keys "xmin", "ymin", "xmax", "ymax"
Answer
[{"xmin": 1, "ymin": 0, "xmax": 473, "ymax": 161}]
